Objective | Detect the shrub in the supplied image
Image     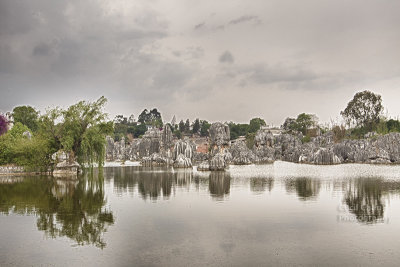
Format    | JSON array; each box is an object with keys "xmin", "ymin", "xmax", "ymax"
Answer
[{"xmin": 332, "ymin": 125, "xmax": 346, "ymax": 143}]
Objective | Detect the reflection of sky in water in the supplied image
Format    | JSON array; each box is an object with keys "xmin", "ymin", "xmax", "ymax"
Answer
[{"xmin": 1, "ymin": 162, "xmax": 400, "ymax": 266}]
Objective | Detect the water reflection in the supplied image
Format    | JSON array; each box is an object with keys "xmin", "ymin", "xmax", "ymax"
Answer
[
  {"xmin": 342, "ymin": 178, "xmax": 400, "ymax": 224},
  {"xmin": 138, "ymin": 172, "xmax": 174, "ymax": 200},
  {"xmin": 250, "ymin": 178, "xmax": 274, "ymax": 193},
  {"xmin": 0, "ymin": 173, "xmax": 114, "ymax": 248},
  {"xmin": 209, "ymin": 172, "xmax": 230, "ymax": 200},
  {"xmin": 285, "ymin": 177, "xmax": 321, "ymax": 201}
]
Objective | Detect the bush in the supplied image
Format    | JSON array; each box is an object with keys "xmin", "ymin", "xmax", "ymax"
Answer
[
  {"xmin": 386, "ymin": 119, "xmax": 400, "ymax": 132},
  {"xmin": 332, "ymin": 125, "xmax": 346, "ymax": 143},
  {"xmin": 0, "ymin": 123, "xmax": 30, "ymax": 165},
  {"xmin": 301, "ymin": 135, "xmax": 311, "ymax": 143},
  {"xmin": 245, "ymin": 132, "xmax": 256, "ymax": 149}
]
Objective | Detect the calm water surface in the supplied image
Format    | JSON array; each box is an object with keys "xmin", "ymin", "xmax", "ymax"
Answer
[{"xmin": 1, "ymin": 161, "xmax": 400, "ymax": 266}]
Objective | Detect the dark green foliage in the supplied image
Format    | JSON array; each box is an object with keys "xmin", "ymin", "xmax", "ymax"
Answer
[
  {"xmin": 245, "ymin": 132, "xmax": 256, "ymax": 149},
  {"xmin": 192, "ymin": 119, "xmax": 200, "ymax": 134},
  {"xmin": 174, "ymin": 129, "xmax": 182, "ymax": 139},
  {"xmin": 386, "ymin": 119, "xmax": 400, "ymax": 132},
  {"xmin": 341, "ymin": 90, "xmax": 383, "ymax": 130},
  {"xmin": 283, "ymin": 113, "xmax": 318, "ymax": 135},
  {"xmin": 184, "ymin": 119, "xmax": 190, "ymax": 133},
  {"xmin": 200, "ymin": 120, "xmax": 211, "ymax": 137},
  {"xmin": 295, "ymin": 113, "xmax": 318, "ymax": 135},
  {"xmin": 12, "ymin": 106, "xmax": 39, "ymax": 132},
  {"xmin": 229, "ymin": 117, "xmax": 267, "ymax": 140},
  {"xmin": 249, "ymin": 118, "xmax": 266, "ymax": 133},
  {"xmin": 301, "ymin": 135, "xmax": 311, "ymax": 143},
  {"xmin": 127, "ymin": 124, "xmax": 147, "ymax": 138},
  {"xmin": 179, "ymin": 120, "xmax": 185, "ymax": 133},
  {"xmin": 138, "ymin": 108, "xmax": 162, "ymax": 127},
  {"xmin": 229, "ymin": 123, "xmax": 250, "ymax": 140},
  {"xmin": 282, "ymin": 117, "xmax": 296, "ymax": 131}
]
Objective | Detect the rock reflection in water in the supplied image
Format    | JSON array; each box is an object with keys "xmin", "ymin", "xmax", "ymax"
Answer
[
  {"xmin": 138, "ymin": 172, "xmax": 174, "ymax": 200},
  {"xmin": 0, "ymin": 173, "xmax": 114, "ymax": 248},
  {"xmin": 250, "ymin": 178, "xmax": 274, "ymax": 193},
  {"xmin": 285, "ymin": 177, "xmax": 321, "ymax": 201},
  {"xmin": 209, "ymin": 171, "xmax": 230, "ymax": 200}
]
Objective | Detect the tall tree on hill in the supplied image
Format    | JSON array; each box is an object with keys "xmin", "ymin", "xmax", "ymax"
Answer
[{"xmin": 341, "ymin": 90, "xmax": 383, "ymax": 130}]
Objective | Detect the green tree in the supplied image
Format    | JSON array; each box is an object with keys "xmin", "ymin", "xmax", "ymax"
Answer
[
  {"xmin": 295, "ymin": 113, "xmax": 318, "ymax": 135},
  {"xmin": 184, "ymin": 119, "xmax": 190, "ymax": 133},
  {"xmin": 12, "ymin": 106, "xmax": 39, "ymax": 132},
  {"xmin": 341, "ymin": 90, "xmax": 383, "ymax": 130},
  {"xmin": 39, "ymin": 96, "xmax": 113, "ymax": 168},
  {"xmin": 179, "ymin": 120, "xmax": 185, "ymax": 133},
  {"xmin": 200, "ymin": 120, "xmax": 211, "ymax": 137},
  {"xmin": 138, "ymin": 108, "xmax": 162, "ymax": 127},
  {"xmin": 249, "ymin": 118, "xmax": 266, "ymax": 133},
  {"xmin": 0, "ymin": 122, "xmax": 30, "ymax": 165},
  {"xmin": 192, "ymin": 119, "xmax": 200, "ymax": 134},
  {"xmin": 282, "ymin": 117, "xmax": 296, "ymax": 131}
]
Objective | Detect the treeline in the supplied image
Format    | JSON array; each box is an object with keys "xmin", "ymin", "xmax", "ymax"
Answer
[{"xmin": 112, "ymin": 111, "xmax": 212, "ymax": 141}]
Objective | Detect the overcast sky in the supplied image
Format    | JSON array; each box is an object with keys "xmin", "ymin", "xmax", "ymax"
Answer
[{"xmin": 1, "ymin": 0, "xmax": 400, "ymax": 125}]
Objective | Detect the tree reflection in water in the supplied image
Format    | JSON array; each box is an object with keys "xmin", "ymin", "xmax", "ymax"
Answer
[
  {"xmin": 285, "ymin": 177, "xmax": 321, "ymax": 201},
  {"xmin": 250, "ymin": 178, "xmax": 274, "ymax": 194},
  {"xmin": 0, "ymin": 172, "xmax": 114, "ymax": 249},
  {"xmin": 209, "ymin": 171, "xmax": 230, "ymax": 200},
  {"xmin": 343, "ymin": 178, "xmax": 392, "ymax": 224}
]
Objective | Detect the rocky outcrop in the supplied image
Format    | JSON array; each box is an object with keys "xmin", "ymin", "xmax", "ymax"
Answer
[
  {"xmin": 253, "ymin": 129, "xmax": 276, "ymax": 162},
  {"xmin": 209, "ymin": 122, "xmax": 230, "ymax": 147},
  {"xmin": 106, "ymin": 136, "xmax": 126, "ymax": 161},
  {"xmin": 141, "ymin": 153, "xmax": 173, "ymax": 167},
  {"xmin": 209, "ymin": 154, "xmax": 227, "ymax": 171},
  {"xmin": 173, "ymin": 154, "xmax": 192, "ymax": 168},
  {"xmin": 197, "ymin": 161, "xmax": 210, "ymax": 171},
  {"xmin": 173, "ymin": 140, "xmax": 195, "ymax": 160},
  {"xmin": 106, "ymin": 121, "xmax": 400, "ymax": 167},
  {"xmin": 229, "ymin": 141, "xmax": 255, "ymax": 165}
]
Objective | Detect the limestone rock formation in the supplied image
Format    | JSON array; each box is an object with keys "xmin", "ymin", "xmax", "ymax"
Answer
[
  {"xmin": 197, "ymin": 161, "xmax": 210, "ymax": 171},
  {"xmin": 209, "ymin": 154, "xmax": 227, "ymax": 171},
  {"xmin": 230, "ymin": 141, "xmax": 255, "ymax": 165},
  {"xmin": 253, "ymin": 129, "xmax": 276, "ymax": 162},
  {"xmin": 173, "ymin": 154, "xmax": 192, "ymax": 168},
  {"xmin": 209, "ymin": 122, "xmax": 230, "ymax": 147},
  {"xmin": 173, "ymin": 140, "xmax": 195, "ymax": 160}
]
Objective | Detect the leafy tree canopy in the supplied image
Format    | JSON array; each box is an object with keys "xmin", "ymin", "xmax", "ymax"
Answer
[
  {"xmin": 12, "ymin": 105, "xmax": 39, "ymax": 132},
  {"xmin": 39, "ymin": 96, "xmax": 113, "ymax": 167},
  {"xmin": 341, "ymin": 90, "xmax": 383, "ymax": 129},
  {"xmin": 138, "ymin": 108, "xmax": 162, "ymax": 127}
]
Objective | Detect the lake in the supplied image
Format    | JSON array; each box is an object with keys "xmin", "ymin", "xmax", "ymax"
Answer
[{"xmin": 1, "ymin": 161, "xmax": 400, "ymax": 266}]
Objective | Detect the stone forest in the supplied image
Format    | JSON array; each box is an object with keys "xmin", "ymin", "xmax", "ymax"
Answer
[{"xmin": 1, "ymin": 90, "xmax": 400, "ymax": 176}]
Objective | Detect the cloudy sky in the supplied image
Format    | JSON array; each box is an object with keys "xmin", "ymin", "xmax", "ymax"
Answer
[{"xmin": 1, "ymin": 0, "xmax": 400, "ymax": 125}]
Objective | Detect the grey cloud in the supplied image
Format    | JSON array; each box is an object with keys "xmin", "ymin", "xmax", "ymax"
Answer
[
  {"xmin": 1, "ymin": 0, "xmax": 400, "ymax": 125},
  {"xmin": 194, "ymin": 22, "xmax": 205, "ymax": 30},
  {"xmin": 245, "ymin": 64, "xmax": 317, "ymax": 85},
  {"xmin": 219, "ymin": 51, "xmax": 234, "ymax": 64},
  {"xmin": 229, "ymin": 15, "xmax": 260, "ymax": 25},
  {"xmin": 32, "ymin": 43, "xmax": 52, "ymax": 56}
]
